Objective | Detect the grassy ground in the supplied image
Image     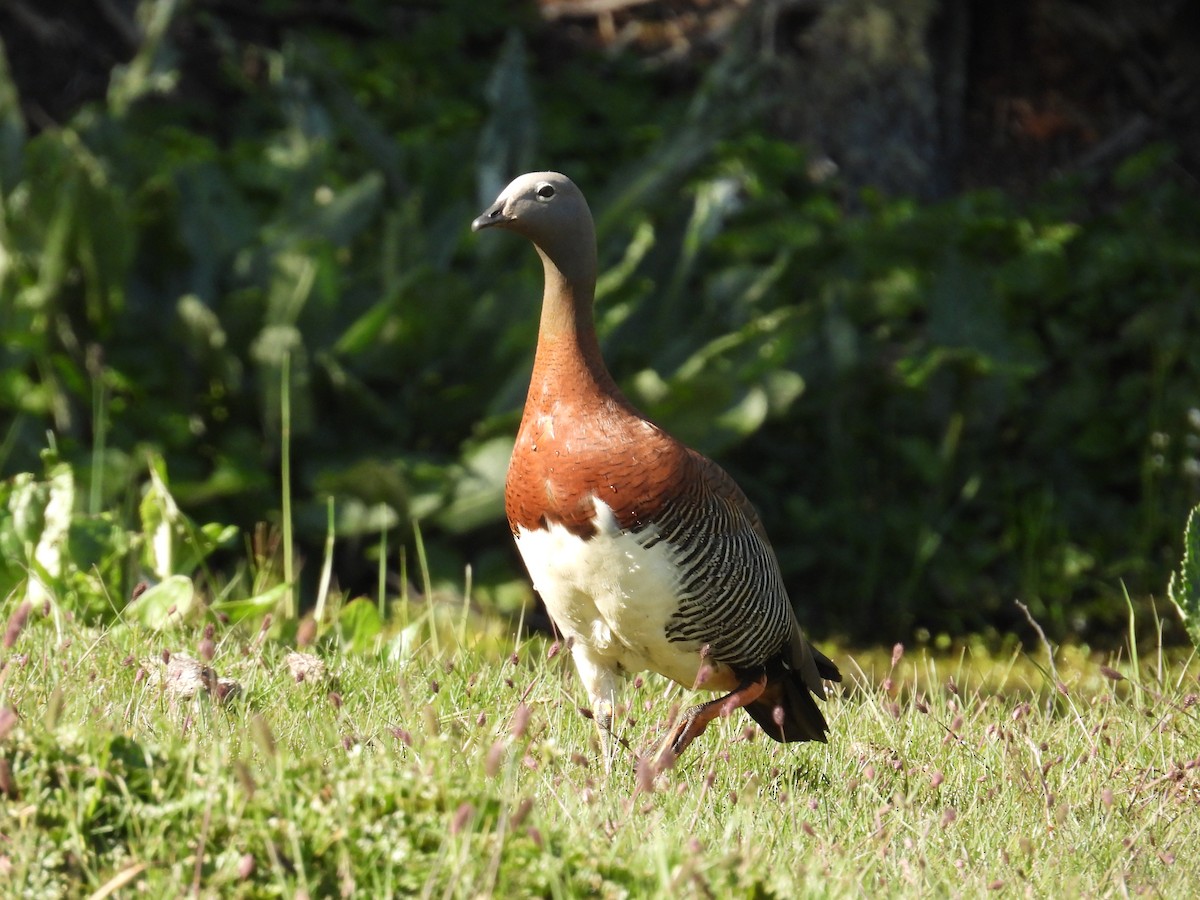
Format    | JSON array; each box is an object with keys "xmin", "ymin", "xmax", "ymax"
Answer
[{"xmin": 1, "ymin": 602, "xmax": 1197, "ymax": 898}]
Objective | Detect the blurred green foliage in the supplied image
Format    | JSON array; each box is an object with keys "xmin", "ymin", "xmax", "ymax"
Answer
[
  {"xmin": 1168, "ymin": 502, "xmax": 1200, "ymax": 649},
  {"xmin": 0, "ymin": 449, "xmax": 235, "ymax": 623},
  {"xmin": 1, "ymin": 1, "xmax": 1198, "ymax": 643}
]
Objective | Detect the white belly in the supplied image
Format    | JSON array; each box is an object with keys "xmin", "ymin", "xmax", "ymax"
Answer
[{"xmin": 514, "ymin": 498, "xmax": 711, "ymax": 689}]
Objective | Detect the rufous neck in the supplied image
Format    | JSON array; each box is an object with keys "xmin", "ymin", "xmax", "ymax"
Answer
[{"xmin": 529, "ymin": 245, "xmax": 621, "ymax": 403}]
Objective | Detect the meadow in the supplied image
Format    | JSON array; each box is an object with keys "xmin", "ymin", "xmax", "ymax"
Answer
[
  {"xmin": 2, "ymin": 591, "xmax": 1196, "ymax": 897},
  {"xmin": 3, "ymin": 3, "xmax": 1200, "ymax": 896}
]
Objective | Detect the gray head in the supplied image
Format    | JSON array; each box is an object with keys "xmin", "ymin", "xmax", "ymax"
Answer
[{"xmin": 472, "ymin": 172, "xmax": 597, "ymax": 291}]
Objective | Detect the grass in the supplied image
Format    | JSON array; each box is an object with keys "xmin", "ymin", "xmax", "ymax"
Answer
[{"xmin": 1, "ymin": 598, "xmax": 1197, "ymax": 898}]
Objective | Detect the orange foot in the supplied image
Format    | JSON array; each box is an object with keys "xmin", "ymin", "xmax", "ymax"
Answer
[{"xmin": 660, "ymin": 674, "xmax": 767, "ymax": 763}]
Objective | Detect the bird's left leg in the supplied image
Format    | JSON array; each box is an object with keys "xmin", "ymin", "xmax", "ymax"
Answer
[
  {"xmin": 571, "ymin": 643, "xmax": 624, "ymax": 771},
  {"xmin": 662, "ymin": 674, "xmax": 768, "ymax": 761}
]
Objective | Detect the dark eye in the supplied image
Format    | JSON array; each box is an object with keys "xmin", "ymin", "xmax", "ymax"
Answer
[{"xmin": 535, "ymin": 183, "xmax": 555, "ymax": 199}]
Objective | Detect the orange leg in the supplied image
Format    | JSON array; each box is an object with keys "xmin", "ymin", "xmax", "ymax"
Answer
[{"xmin": 663, "ymin": 674, "xmax": 767, "ymax": 760}]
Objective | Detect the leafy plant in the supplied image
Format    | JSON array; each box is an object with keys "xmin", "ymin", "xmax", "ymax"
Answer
[
  {"xmin": 0, "ymin": 452, "xmax": 235, "ymax": 626},
  {"xmin": 1168, "ymin": 503, "xmax": 1200, "ymax": 649}
]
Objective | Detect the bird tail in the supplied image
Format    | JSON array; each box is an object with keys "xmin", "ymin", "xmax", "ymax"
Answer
[{"xmin": 745, "ymin": 639, "xmax": 841, "ymax": 743}]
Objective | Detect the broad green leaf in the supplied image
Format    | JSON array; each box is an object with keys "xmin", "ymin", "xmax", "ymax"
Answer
[
  {"xmin": 212, "ymin": 582, "xmax": 291, "ymax": 625},
  {"xmin": 175, "ymin": 522, "xmax": 239, "ymax": 576},
  {"xmin": 27, "ymin": 463, "xmax": 74, "ymax": 602},
  {"xmin": 126, "ymin": 574, "xmax": 195, "ymax": 630},
  {"xmin": 136, "ymin": 456, "xmax": 234, "ymax": 580},
  {"xmin": 1168, "ymin": 504, "xmax": 1200, "ymax": 649},
  {"xmin": 385, "ymin": 621, "xmax": 426, "ymax": 662},
  {"xmin": 716, "ymin": 385, "xmax": 768, "ymax": 438},
  {"xmin": 6, "ymin": 472, "xmax": 44, "ymax": 545},
  {"xmin": 338, "ymin": 598, "xmax": 384, "ymax": 655},
  {"xmin": 435, "ymin": 436, "xmax": 512, "ymax": 535},
  {"xmin": 334, "ymin": 279, "xmax": 414, "ymax": 355},
  {"xmin": 140, "ymin": 458, "xmax": 180, "ymax": 580},
  {"xmin": 596, "ymin": 220, "xmax": 655, "ymax": 303},
  {"xmin": 666, "ymin": 175, "xmax": 744, "ymax": 305}
]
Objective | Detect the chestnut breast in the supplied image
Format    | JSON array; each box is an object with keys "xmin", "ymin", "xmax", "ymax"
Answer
[
  {"xmin": 504, "ymin": 332, "xmax": 691, "ymax": 539},
  {"xmin": 505, "ymin": 389, "xmax": 691, "ymax": 540}
]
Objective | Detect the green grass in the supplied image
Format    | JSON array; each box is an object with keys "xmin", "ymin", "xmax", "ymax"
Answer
[{"xmin": 1, "ymin": 601, "xmax": 1197, "ymax": 898}]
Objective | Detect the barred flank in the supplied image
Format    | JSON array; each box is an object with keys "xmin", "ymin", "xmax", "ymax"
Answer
[{"xmin": 647, "ymin": 455, "xmax": 793, "ymax": 672}]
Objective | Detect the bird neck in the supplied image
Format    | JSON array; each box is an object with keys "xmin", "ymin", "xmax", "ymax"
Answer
[{"xmin": 528, "ymin": 244, "xmax": 623, "ymax": 410}]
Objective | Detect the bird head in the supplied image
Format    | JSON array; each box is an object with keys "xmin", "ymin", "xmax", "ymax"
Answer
[{"xmin": 472, "ymin": 171, "xmax": 597, "ymax": 291}]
